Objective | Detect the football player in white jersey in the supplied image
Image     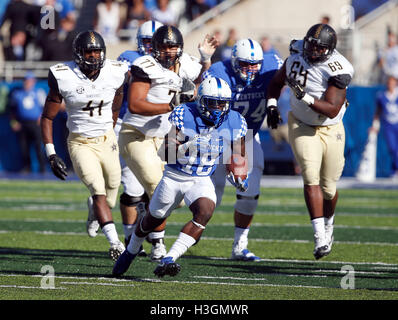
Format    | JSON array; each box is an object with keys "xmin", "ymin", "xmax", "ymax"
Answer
[
  {"xmin": 266, "ymin": 24, "xmax": 354, "ymax": 259},
  {"xmin": 40, "ymin": 30, "xmax": 128, "ymax": 261},
  {"xmin": 115, "ymin": 20, "xmax": 163, "ymax": 259},
  {"xmin": 118, "ymin": 25, "xmax": 219, "ymax": 261},
  {"xmin": 112, "ymin": 77, "xmax": 248, "ymax": 278}
]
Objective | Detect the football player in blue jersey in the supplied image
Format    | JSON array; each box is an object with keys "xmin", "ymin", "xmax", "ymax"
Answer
[
  {"xmin": 113, "ymin": 20, "xmax": 164, "ymax": 260},
  {"xmin": 112, "ymin": 76, "xmax": 248, "ymax": 277},
  {"xmin": 203, "ymin": 38, "xmax": 283, "ymax": 261}
]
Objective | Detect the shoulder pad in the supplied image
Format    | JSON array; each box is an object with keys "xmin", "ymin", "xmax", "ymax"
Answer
[
  {"xmin": 51, "ymin": 63, "xmax": 70, "ymax": 73},
  {"xmin": 289, "ymin": 39, "xmax": 302, "ymax": 54},
  {"xmin": 328, "ymin": 74, "xmax": 352, "ymax": 89},
  {"xmin": 132, "ymin": 55, "xmax": 163, "ymax": 78}
]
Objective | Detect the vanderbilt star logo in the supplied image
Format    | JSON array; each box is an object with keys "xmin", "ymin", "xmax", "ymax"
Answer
[
  {"xmin": 111, "ymin": 143, "xmax": 117, "ymax": 152},
  {"xmin": 336, "ymin": 133, "xmax": 343, "ymax": 141}
]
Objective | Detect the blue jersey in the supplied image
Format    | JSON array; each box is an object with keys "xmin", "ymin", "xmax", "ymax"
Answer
[
  {"xmin": 168, "ymin": 103, "xmax": 247, "ymax": 177},
  {"xmin": 376, "ymin": 89, "xmax": 398, "ymax": 126},
  {"xmin": 203, "ymin": 54, "xmax": 282, "ymax": 135},
  {"xmin": 11, "ymin": 87, "xmax": 45, "ymax": 121},
  {"xmin": 117, "ymin": 50, "xmax": 142, "ymax": 119}
]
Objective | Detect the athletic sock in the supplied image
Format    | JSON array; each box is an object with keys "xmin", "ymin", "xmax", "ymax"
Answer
[
  {"xmin": 324, "ymin": 215, "xmax": 334, "ymax": 226},
  {"xmin": 123, "ymin": 223, "xmax": 135, "ymax": 240},
  {"xmin": 127, "ymin": 232, "xmax": 146, "ymax": 255},
  {"xmin": 311, "ymin": 217, "xmax": 326, "ymax": 236},
  {"xmin": 234, "ymin": 226, "xmax": 250, "ymax": 245},
  {"xmin": 166, "ymin": 232, "xmax": 196, "ymax": 262},
  {"xmin": 102, "ymin": 222, "xmax": 120, "ymax": 244}
]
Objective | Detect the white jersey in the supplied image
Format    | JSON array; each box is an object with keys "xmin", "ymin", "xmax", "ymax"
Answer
[
  {"xmin": 286, "ymin": 40, "xmax": 354, "ymax": 126},
  {"xmin": 122, "ymin": 52, "xmax": 202, "ymax": 137},
  {"xmin": 50, "ymin": 59, "xmax": 128, "ymax": 137}
]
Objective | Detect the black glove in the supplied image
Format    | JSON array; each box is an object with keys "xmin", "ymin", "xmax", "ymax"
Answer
[
  {"xmin": 266, "ymin": 105, "xmax": 282, "ymax": 129},
  {"xmin": 48, "ymin": 154, "xmax": 67, "ymax": 180},
  {"xmin": 286, "ymin": 77, "xmax": 305, "ymax": 100}
]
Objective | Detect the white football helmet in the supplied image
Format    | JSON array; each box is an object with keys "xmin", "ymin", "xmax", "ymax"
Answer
[
  {"xmin": 137, "ymin": 20, "xmax": 163, "ymax": 55},
  {"xmin": 197, "ymin": 77, "xmax": 232, "ymax": 127},
  {"xmin": 231, "ymin": 39, "xmax": 263, "ymax": 86}
]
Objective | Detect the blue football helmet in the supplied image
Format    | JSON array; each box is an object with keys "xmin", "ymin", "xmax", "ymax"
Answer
[
  {"xmin": 231, "ymin": 38, "xmax": 263, "ymax": 86},
  {"xmin": 197, "ymin": 77, "xmax": 232, "ymax": 127},
  {"xmin": 136, "ymin": 20, "xmax": 163, "ymax": 55}
]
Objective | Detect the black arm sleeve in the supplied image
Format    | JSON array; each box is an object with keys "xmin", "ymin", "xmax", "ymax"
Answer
[
  {"xmin": 328, "ymin": 74, "xmax": 352, "ymax": 89},
  {"xmin": 47, "ymin": 70, "xmax": 60, "ymax": 94},
  {"xmin": 130, "ymin": 65, "xmax": 151, "ymax": 83}
]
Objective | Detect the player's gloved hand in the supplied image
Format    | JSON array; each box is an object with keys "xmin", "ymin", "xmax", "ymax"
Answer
[
  {"xmin": 286, "ymin": 77, "xmax": 305, "ymax": 100},
  {"xmin": 286, "ymin": 77, "xmax": 315, "ymax": 105},
  {"xmin": 266, "ymin": 104, "xmax": 282, "ymax": 129},
  {"xmin": 49, "ymin": 154, "xmax": 68, "ymax": 180},
  {"xmin": 226, "ymin": 172, "xmax": 249, "ymax": 192},
  {"xmin": 169, "ymin": 91, "xmax": 180, "ymax": 110},
  {"xmin": 198, "ymin": 34, "xmax": 219, "ymax": 63},
  {"xmin": 179, "ymin": 78, "xmax": 196, "ymax": 103}
]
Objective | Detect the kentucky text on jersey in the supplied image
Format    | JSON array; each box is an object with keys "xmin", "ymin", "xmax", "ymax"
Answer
[
  {"xmin": 204, "ymin": 53, "xmax": 282, "ymax": 135},
  {"xmin": 167, "ymin": 103, "xmax": 247, "ymax": 177}
]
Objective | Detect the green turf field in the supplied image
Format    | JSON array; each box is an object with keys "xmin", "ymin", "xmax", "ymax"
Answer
[{"xmin": 0, "ymin": 179, "xmax": 397, "ymax": 301}]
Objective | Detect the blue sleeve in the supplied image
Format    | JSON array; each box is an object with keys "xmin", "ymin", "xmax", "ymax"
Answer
[
  {"xmin": 169, "ymin": 105, "xmax": 185, "ymax": 130},
  {"xmin": 203, "ymin": 61, "xmax": 233, "ymax": 87},
  {"xmin": 117, "ymin": 51, "xmax": 141, "ymax": 68},
  {"xmin": 262, "ymin": 53, "xmax": 283, "ymax": 73}
]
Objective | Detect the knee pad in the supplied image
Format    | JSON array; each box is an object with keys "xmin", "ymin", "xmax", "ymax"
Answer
[
  {"xmin": 234, "ymin": 194, "xmax": 259, "ymax": 215},
  {"xmin": 119, "ymin": 192, "xmax": 149, "ymax": 207},
  {"xmin": 321, "ymin": 183, "xmax": 336, "ymax": 200}
]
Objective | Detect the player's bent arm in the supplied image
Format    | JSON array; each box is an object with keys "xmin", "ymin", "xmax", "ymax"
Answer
[
  {"xmin": 163, "ymin": 126, "xmax": 182, "ymax": 163},
  {"xmin": 309, "ymin": 85, "xmax": 346, "ymax": 119},
  {"xmin": 128, "ymin": 81, "xmax": 172, "ymax": 115},
  {"xmin": 41, "ymin": 88, "xmax": 63, "ymax": 145},
  {"xmin": 112, "ymin": 84, "xmax": 124, "ymax": 127},
  {"xmin": 195, "ymin": 34, "xmax": 219, "ymax": 84}
]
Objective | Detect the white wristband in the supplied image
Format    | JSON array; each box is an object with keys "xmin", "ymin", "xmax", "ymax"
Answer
[
  {"xmin": 302, "ymin": 93, "xmax": 315, "ymax": 105},
  {"xmin": 267, "ymin": 98, "xmax": 277, "ymax": 107},
  {"xmin": 45, "ymin": 143, "xmax": 56, "ymax": 158},
  {"xmin": 198, "ymin": 47, "xmax": 212, "ymax": 63}
]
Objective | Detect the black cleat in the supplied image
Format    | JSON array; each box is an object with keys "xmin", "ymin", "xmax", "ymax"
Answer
[
  {"xmin": 154, "ymin": 257, "xmax": 181, "ymax": 278},
  {"xmin": 313, "ymin": 245, "xmax": 330, "ymax": 260}
]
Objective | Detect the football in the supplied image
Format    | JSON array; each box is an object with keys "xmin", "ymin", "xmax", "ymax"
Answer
[{"xmin": 226, "ymin": 153, "xmax": 248, "ymax": 180}]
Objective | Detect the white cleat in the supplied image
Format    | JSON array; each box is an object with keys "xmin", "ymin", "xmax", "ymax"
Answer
[
  {"xmin": 313, "ymin": 232, "xmax": 330, "ymax": 260},
  {"xmin": 109, "ymin": 240, "xmax": 126, "ymax": 261},
  {"xmin": 231, "ymin": 242, "xmax": 260, "ymax": 262},
  {"xmin": 86, "ymin": 196, "xmax": 99, "ymax": 238},
  {"xmin": 150, "ymin": 239, "xmax": 167, "ymax": 262},
  {"xmin": 325, "ymin": 224, "xmax": 334, "ymax": 253}
]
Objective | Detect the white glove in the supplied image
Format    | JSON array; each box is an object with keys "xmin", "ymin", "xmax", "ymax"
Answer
[
  {"xmin": 226, "ymin": 172, "xmax": 249, "ymax": 192},
  {"xmin": 198, "ymin": 34, "xmax": 219, "ymax": 63}
]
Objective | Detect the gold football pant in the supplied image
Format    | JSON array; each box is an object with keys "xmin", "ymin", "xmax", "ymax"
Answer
[
  {"xmin": 67, "ymin": 129, "xmax": 121, "ymax": 208},
  {"xmin": 118, "ymin": 123, "xmax": 165, "ymax": 199},
  {"xmin": 288, "ymin": 112, "xmax": 345, "ymax": 200}
]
